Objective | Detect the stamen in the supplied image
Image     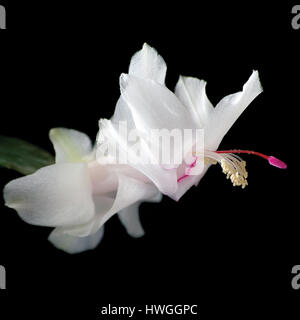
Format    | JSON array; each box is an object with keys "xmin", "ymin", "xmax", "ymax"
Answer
[
  {"xmin": 177, "ymin": 149, "xmax": 286, "ymax": 188},
  {"xmin": 191, "ymin": 150, "xmax": 249, "ymax": 188},
  {"xmin": 203, "ymin": 149, "xmax": 286, "ymax": 189},
  {"xmin": 220, "ymin": 158, "xmax": 248, "ymax": 189}
]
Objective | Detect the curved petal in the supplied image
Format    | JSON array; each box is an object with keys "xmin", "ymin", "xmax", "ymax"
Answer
[
  {"xmin": 48, "ymin": 226, "xmax": 104, "ymax": 254},
  {"xmin": 51, "ymin": 195, "xmax": 113, "ymax": 237},
  {"xmin": 205, "ymin": 71, "xmax": 263, "ymax": 150},
  {"xmin": 120, "ymin": 74, "xmax": 195, "ymax": 133},
  {"xmin": 4, "ymin": 163, "xmax": 95, "ymax": 227},
  {"xmin": 118, "ymin": 190, "xmax": 162, "ymax": 238},
  {"xmin": 174, "ymin": 165, "xmax": 210, "ymax": 201},
  {"xmin": 49, "ymin": 128, "xmax": 93, "ymax": 163},
  {"xmin": 63, "ymin": 174, "xmax": 161, "ymax": 237},
  {"xmin": 116, "ymin": 74, "xmax": 201, "ymax": 195},
  {"xmin": 129, "ymin": 43, "xmax": 167, "ymax": 84},
  {"xmin": 118, "ymin": 203, "xmax": 145, "ymax": 238},
  {"xmin": 97, "ymin": 118, "xmax": 178, "ymax": 196},
  {"xmin": 111, "ymin": 97, "xmax": 136, "ymax": 129},
  {"xmin": 92, "ymin": 175, "xmax": 161, "ymax": 233},
  {"xmin": 109, "ymin": 43, "xmax": 168, "ymax": 146},
  {"xmin": 175, "ymin": 76, "xmax": 213, "ymax": 127},
  {"xmin": 88, "ymin": 161, "xmax": 152, "ymax": 195}
]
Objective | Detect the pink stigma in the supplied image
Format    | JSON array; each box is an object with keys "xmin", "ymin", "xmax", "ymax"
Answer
[{"xmin": 268, "ymin": 156, "xmax": 287, "ymax": 169}]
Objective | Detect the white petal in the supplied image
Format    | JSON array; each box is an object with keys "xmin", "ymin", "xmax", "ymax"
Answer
[
  {"xmin": 48, "ymin": 226, "xmax": 104, "ymax": 254},
  {"xmin": 108, "ymin": 43, "xmax": 167, "ymax": 155},
  {"xmin": 4, "ymin": 163, "xmax": 95, "ymax": 227},
  {"xmin": 98, "ymin": 118, "xmax": 178, "ymax": 196},
  {"xmin": 92, "ymin": 175, "xmax": 160, "ymax": 232},
  {"xmin": 118, "ymin": 75, "xmax": 200, "ymax": 194},
  {"xmin": 129, "ymin": 43, "xmax": 167, "ymax": 84},
  {"xmin": 49, "ymin": 128, "xmax": 93, "ymax": 163},
  {"xmin": 205, "ymin": 71, "xmax": 263, "ymax": 150},
  {"xmin": 88, "ymin": 161, "xmax": 152, "ymax": 195},
  {"xmin": 175, "ymin": 76, "xmax": 213, "ymax": 127},
  {"xmin": 51, "ymin": 195, "xmax": 113, "ymax": 237},
  {"xmin": 118, "ymin": 203, "xmax": 145, "ymax": 238},
  {"xmin": 111, "ymin": 97, "xmax": 136, "ymax": 129},
  {"xmin": 174, "ymin": 166, "xmax": 209, "ymax": 201},
  {"xmin": 120, "ymin": 74, "xmax": 195, "ymax": 133},
  {"xmin": 118, "ymin": 189, "xmax": 162, "ymax": 238},
  {"xmin": 64, "ymin": 174, "xmax": 161, "ymax": 237}
]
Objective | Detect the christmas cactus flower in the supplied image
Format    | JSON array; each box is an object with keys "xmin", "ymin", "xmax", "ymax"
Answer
[
  {"xmin": 1, "ymin": 43, "xmax": 286, "ymax": 254},
  {"xmin": 97, "ymin": 43, "xmax": 286, "ymax": 200},
  {"xmin": 3, "ymin": 128, "xmax": 161, "ymax": 254}
]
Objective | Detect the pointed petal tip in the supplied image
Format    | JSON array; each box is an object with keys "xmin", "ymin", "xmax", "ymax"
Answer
[
  {"xmin": 3, "ymin": 198, "xmax": 14, "ymax": 210},
  {"xmin": 49, "ymin": 128, "xmax": 56, "ymax": 135},
  {"xmin": 49, "ymin": 128, "xmax": 62, "ymax": 144},
  {"xmin": 49, "ymin": 128, "xmax": 59, "ymax": 140},
  {"xmin": 49, "ymin": 127, "xmax": 67, "ymax": 137},
  {"xmin": 142, "ymin": 42, "xmax": 150, "ymax": 49},
  {"xmin": 128, "ymin": 42, "xmax": 166, "ymax": 84},
  {"xmin": 119, "ymin": 73, "xmax": 129, "ymax": 85},
  {"xmin": 3, "ymin": 182, "xmax": 18, "ymax": 210},
  {"xmin": 250, "ymin": 70, "xmax": 263, "ymax": 93},
  {"xmin": 130, "ymin": 229, "xmax": 146, "ymax": 238}
]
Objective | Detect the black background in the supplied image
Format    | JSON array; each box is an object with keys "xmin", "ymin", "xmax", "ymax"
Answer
[{"xmin": 0, "ymin": 1, "xmax": 299, "ymax": 319}]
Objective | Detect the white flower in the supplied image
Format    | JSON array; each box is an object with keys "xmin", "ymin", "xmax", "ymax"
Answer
[
  {"xmin": 4, "ymin": 128, "xmax": 161, "ymax": 254},
  {"xmin": 98, "ymin": 43, "xmax": 285, "ymax": 201}
]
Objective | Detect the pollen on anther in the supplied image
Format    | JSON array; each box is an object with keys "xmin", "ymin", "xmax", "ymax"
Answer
[{"xmin": 220, "ymin": 158, "xmax": 248, "ymax": 188}]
